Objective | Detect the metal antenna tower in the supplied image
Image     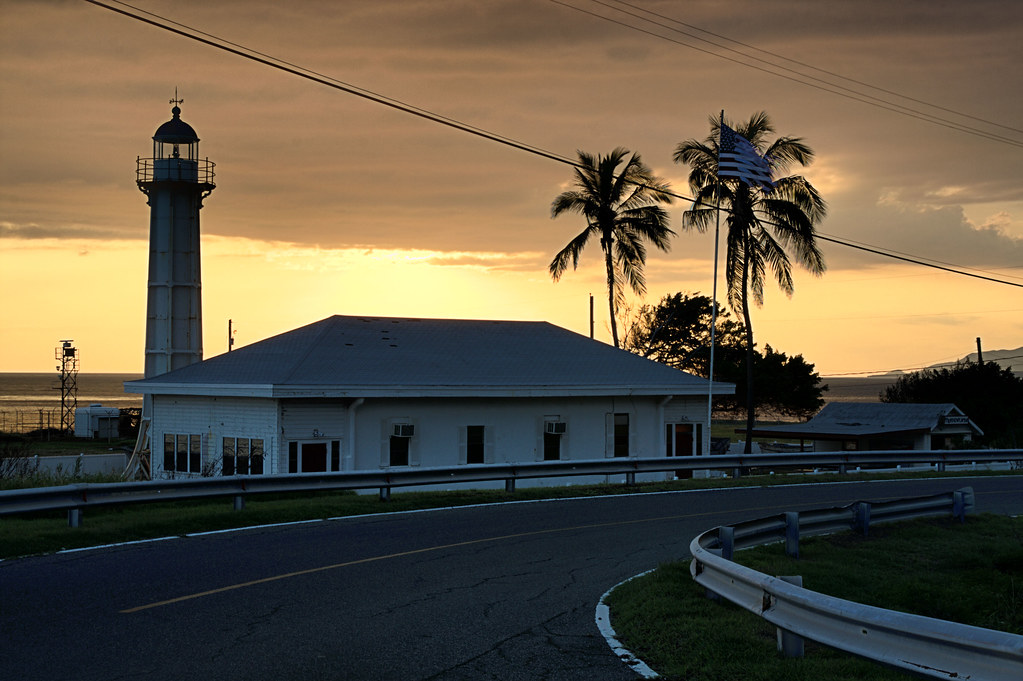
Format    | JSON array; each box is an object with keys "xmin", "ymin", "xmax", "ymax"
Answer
[{"xmin": 55, "ymin": 340, "xmax": 79, "ymax": 434}]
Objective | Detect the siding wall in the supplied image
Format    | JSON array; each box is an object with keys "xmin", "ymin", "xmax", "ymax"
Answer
[
  {"xmin": 151, "ymin": 393, "xmax": 709, "ymax": 484},
  {"xmin": 151, "ymin": 395, "xmax": 279, "ymax": 475}
]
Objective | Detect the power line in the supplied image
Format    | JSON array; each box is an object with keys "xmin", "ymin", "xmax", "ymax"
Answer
[
  {"xmin": 826, "ymin": 353, "xmax": 1023, "ymax": 377},
  {"xmin": 86, "ymin": 1, "xmax": 584, "ymax": 170},
  {"xmin": 817, "ymin": 234, "xmax": 1023, "ymax": 283},
  {"xmin": 816, "ymin": 234, "xmax": 1023, "ymax": 288},
  {"xmin": 602, "ymin": 0, "xmax": 1023, "ymax": 138},
  {"xmin": 84, "ymin": 1, "xmax": 1023, "ymax": 289},
  {"xmin": 549, "ymin": 0, "xmax": 1023, "ymax": 149}
]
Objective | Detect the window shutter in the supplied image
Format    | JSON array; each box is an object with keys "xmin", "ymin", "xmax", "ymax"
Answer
[
  {"xmin": 380, "ymin": 421, "xmax": 390, "ymax": 468},
  {"xmin": 485, "ymin": 426, "xmax": 495, "ymax": 464},
  {"xmin": 628, "ymin": 415, "xmax": 636, "ymax": 457},
  {"xmin": 605, "ymin": 413, "xmax": 615, "ymax": 458},
  {"xmin": 535, "ymin": 416, "xmax": 545, "ymax": 462},
  {"xmin": 408, "ymin": 419, "xmax": 420, "ymax": 467}
]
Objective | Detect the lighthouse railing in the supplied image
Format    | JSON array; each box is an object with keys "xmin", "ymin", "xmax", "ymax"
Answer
[{"xmin": 136, "ymin": 157, "xmax": 215, "ymax": 185}]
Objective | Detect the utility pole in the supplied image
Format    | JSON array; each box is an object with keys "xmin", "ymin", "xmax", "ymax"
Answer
[
  {"xmin": 976, "ymin": 337, "xmax": 984, "ymax": 365},
  {"xmin": 589, "ymin": 294, "xmax": 594, "ymax": 339},
  {"xmin": 229, "ymin": 319, "xmax": 235, "ymax": 352}
]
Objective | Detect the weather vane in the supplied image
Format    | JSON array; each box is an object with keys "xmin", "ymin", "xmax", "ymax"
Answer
[{"xmin": 169, "ymin": 87, "xmax": 183, "ymax": 107}]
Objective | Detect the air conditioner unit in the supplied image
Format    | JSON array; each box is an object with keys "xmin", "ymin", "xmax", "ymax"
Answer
[
  {"xmin": 393, "ymin": 424, "xmax": 415, "ymax": 438},
  {"xmin": 545, "ymin": 421, "xmax": 566, "ymax": 435}
]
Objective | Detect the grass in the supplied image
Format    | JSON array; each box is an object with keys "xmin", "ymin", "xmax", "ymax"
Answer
[
  {"xmin": 0, "ymin": 435, "xmax": 134, "ymax": 491},
  {"xmin": 605, "ymin": 514, "xmax": 1023, "ymax": 680},
  {"xmin": 1, "ymin": 464, "xmax": 1021, "ymax": 559}
]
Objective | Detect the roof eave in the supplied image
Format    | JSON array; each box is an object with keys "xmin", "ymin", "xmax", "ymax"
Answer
[{"xmin": 125, "ymin": 382, "xmax": 734, "ymax": 399}]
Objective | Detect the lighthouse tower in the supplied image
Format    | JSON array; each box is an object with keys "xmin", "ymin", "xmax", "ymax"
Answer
[{"xmin": 137, "ymin": 97, "xmax": 216, "ymax": 378}]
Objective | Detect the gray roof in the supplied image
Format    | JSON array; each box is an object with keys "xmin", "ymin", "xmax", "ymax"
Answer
[
  {"xmin": 126, "ymin": 315, "xmax": 733, "ymax": 399},
  {"xmin": 750, "ymin": 402, "xmax": 983, "ymax": 439}
]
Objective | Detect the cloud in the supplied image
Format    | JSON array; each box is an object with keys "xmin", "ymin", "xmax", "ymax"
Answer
[
  {"xmin": 422, "ymin": 250, "xmax": 548, "ymax": 272},
  {"xmin": 0, "ymin": 221, "xmax": 141, "ymax": 241},
  {"xmin": 821, "ymin": 192, "xmax": 1023, "ymax": 271}
]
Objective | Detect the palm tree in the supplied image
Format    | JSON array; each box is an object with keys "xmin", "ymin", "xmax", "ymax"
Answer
[
  {"xmin": 549, "ymin": 148, "xmax": 675, "ymax": 348},
  {"xmin": 674, "ymin": 112, "xmax": 827, "ymax": 452}
]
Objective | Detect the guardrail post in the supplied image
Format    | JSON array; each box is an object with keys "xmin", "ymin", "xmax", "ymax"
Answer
[
  {"xmin": 952, "ymin": 488, "xmax": 974, "ymax": 521},
  {"xmin": 68, "ymin": 508, "xmax": 82, "ymax": 528},
  {"xmin": 505, "ymin": 478, "xmax": 515, "ymax": 493},
  {"xmin": 233, "ymin": 495, "xmax": 245, "ymax": 511},
  {"xmin": 625, "ymin": 471, "xmax": 636, "ymax": 486},
  {"xmin": 784, "ymin": 512, "xmax": 800, "ymax": 559},
  {"xmin": 379, "ymin": 486, "xmax": 390, "ymax": 502},
  {"xmin": 855, "ymin": 501, "xmax": 871, "ymax": 536},
  {"xmin": 776, "ymin": 576, "xmax": 805, "ymax": 658},
  {"xmin": 838, "ymin": 463, "xmax": 847, "ymax": 475},
  {"xmin": 719, "ymin": 526, "xmax": 734, "ymax": 561}
]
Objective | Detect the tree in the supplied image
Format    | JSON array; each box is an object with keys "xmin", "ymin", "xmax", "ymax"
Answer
[
  {"xmin": 882, "ymin": 361, "xmax": 1023, "ymax": 447},
  {"xmin": 623, "ymin": 292, "xmax": 744, "ymax": 376},
  {"xmin": 674, "ymin": 112, "xmax": 827, "ymax": 451},
  {"xmin": 624, "ymin": 292, "xmax": 826, "ymax": 419},
  {"xmin": 728, "ymin": 345, "xmax": 827, "ymax": 420},
  {"xmin": 549, "ymin": 148, "xmax": 675, "ymax": 348}
]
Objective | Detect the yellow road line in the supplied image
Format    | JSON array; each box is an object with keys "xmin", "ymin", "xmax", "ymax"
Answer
[{"xmin": 119, "ymin": 497, "xmax": 868, "ymax": 614}]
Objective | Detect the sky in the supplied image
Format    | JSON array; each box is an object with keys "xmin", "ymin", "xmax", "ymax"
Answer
[{"xmin": 1, "ymin": 0, "xmax": 1021, "ymax": 376}]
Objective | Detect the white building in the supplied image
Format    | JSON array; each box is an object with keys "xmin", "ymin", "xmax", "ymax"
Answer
[
  {"xmin": 125, "ymin": 315, "xmax": 733, "ymax": 483},
  {"xmin": 74, "ymin": 404, "xmax": 121, "ymax": 440}
]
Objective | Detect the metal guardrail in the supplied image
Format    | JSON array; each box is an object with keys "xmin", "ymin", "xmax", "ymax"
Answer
[
  {"xmin": 1, "ymin": 449, "xmax": 1020, "ymax": 525},
  {"xmin": 688, "ymin": 487, "xmax": 1023, "ymax": 680}
]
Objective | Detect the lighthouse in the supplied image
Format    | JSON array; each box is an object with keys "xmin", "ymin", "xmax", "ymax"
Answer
[{"xmin": 137, "ymin": 96, "xmax": 215, "ymax": 378}]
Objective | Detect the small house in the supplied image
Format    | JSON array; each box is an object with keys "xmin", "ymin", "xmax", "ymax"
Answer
[{"xmin": 746, "ymin": 402, "xmax": 983, "ymax": 452}]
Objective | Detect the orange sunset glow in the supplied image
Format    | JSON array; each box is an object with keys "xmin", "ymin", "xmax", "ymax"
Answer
[{"xmin": 2, "ymin": 1, "xmax": 1021, "ymax": 375}]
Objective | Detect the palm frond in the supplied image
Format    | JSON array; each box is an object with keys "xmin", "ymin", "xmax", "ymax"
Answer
[{"xmin": 548, "ymin": 226, "xmax": 595, "ymax": 281}]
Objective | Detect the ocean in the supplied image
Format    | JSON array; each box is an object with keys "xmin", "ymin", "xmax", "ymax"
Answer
[
  {"xmin": 823, "ymin": 376, "xmax": 898, "ymax": 403},
  {"xmin": 0, "ymin": 372, "xmax": 890, "ymax": 425},
  {"xmin": 0, "ymin": 373, "xmax": 143, "ymax": 410}
]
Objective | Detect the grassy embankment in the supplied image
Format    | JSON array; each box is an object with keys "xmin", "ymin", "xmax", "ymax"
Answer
[
  {"xmin": 4, "ymin": 435, "xmax": 1021, "ymax": 679},
  {"xmin": 605, "ymin": 514, "xmax": 1023, "ymax": 680},
  {"xmin": 1, "ymin": 429, "xmax": 1018, "ymax": 558}
]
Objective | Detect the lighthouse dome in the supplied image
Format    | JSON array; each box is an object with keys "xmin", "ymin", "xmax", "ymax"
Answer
[{"xmin": 153, "ymin": 105, "xmax": 199, "ymax": 143}]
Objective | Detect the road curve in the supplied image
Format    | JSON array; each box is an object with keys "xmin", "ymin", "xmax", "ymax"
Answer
[{"xmin": 2, "ymin": 476, "xmax": 1021, "ymax": 680}]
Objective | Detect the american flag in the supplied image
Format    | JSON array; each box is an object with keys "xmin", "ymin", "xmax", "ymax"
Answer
[{"xmin": 718, "ymin": 123, "xmax": 774, "ymax": 192}]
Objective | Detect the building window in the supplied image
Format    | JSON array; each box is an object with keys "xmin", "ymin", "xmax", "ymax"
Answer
[
  {"xmin": 390, "ymin": 433, "xmax": 411, "ymax": 466},
  {"xmin": 223, "ymin": 437, "xmax": 265, "ymax": 476},
  {"xmin": 302, "ymin": 442, "xmax": 328, "ymax": 472},
  {"xmin": 466, "ymin": 425, "xmax": 485, "ymax": 464},
  {"xmin": 613, "ymin": 413, "xmax": 629, "ymax": 457},
  {"xmin": 542, "ymin": 418, "xmax": 565, "ymax": 461},
  {"xmin": 543, "ymin": 432, "xmax": 561, "ymax": 460},
  {"xmin": 665, "ymin": 423, "xmax": 702, "ymax": 457},
  {"xmin": 287, "ymin": 440, "xmax": 338, "ymax": 473},
  {"xmin": 163, "ymin": 433, "xmax": 204, "ymax": 474},
  {"xmin": 382, "ymin": 420, "xmax": 417, "ymax": 467}
]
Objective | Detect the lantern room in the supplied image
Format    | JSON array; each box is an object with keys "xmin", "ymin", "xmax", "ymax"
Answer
[
  {"xmin": 153, "ymin": 104, "xmax": 200, "ymax": 161},
  {"xmin": 137, "ymin": 99, "xmax": 215, "ymax": 192}
]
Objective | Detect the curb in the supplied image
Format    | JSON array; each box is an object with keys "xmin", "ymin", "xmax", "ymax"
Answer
[{"xmin": 596, "ymin": 569, "xmax": 660, "ymax": 678}]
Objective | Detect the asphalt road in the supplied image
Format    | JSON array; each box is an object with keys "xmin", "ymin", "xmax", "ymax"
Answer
[{"xmin": 2, "ymin": 476, "xmax": 1021, "ymax": 680}]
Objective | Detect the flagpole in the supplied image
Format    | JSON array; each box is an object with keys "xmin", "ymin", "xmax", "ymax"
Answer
[{"xmin": 707, "ymin": 110, "xmax": 724, "ymax": 451}]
